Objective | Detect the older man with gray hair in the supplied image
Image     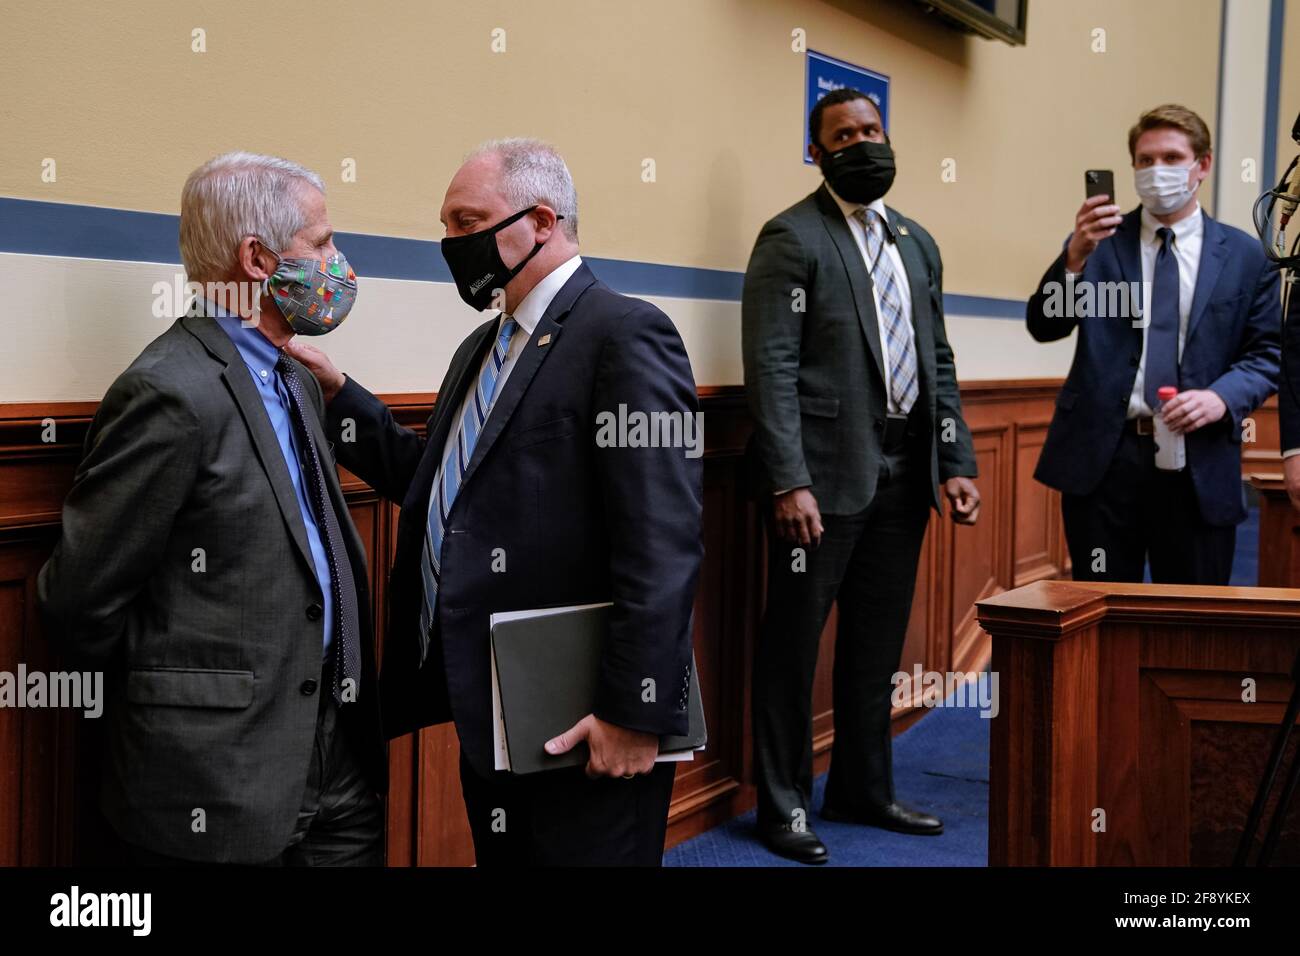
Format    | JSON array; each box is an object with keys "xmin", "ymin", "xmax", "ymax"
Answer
[
  {"xmin": 38, "ymin": 151, "xmax": 385, "ymax": 865},
  {"xmin": 288, "ymin": 138, "xmax": 703, "ymax": 865}
]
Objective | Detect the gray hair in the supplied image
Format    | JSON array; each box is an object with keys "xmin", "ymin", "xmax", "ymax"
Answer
[
  {"xmin": 468, "ymin": 138, "xmax": 579, "ymax": 240},
  {"xmin": 179, "ymin": 151, "xmax": 325, "ymax": 283}
]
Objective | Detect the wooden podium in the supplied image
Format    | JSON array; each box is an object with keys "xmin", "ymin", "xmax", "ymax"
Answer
[{"xmin": 976, "ymin": 581, "xmax": 1300, "ymax": 866}]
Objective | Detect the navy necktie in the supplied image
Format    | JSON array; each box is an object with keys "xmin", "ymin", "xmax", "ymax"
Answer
[
  {"xmin": 276, "ymin": 353, "xmax": 362, "ymax": 704},
  {"xmin": 1145, "ymin": 226, "xmax": 1181, "ymax": 409}
]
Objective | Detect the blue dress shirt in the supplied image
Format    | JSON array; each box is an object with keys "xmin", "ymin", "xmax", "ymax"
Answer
[{"xmin": 210, "ymin": 305, "xmax": 334, "ymax": 657}]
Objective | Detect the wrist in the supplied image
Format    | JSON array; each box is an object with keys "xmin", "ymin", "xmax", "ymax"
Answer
[{"xmin": 323, "ymin": 372, "xmax": 346, "ymax": 404}]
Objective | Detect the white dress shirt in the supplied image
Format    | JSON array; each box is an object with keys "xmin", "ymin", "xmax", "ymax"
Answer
[
  {"xmin": 826, "ymin": 183, "xmax": 915, "ymax": 415},
  {"xmin": 432, "ymin": 254, "xmax": 583, "ymax": 510},
  {"xmin": 1128, "ymin": 204, "xmax": 1203, "ymax": 418}
]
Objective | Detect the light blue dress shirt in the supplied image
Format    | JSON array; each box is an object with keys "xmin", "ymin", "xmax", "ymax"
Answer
[{"xmin": 210, "ymin": 305, "xmax": 333, "ymax": 657}]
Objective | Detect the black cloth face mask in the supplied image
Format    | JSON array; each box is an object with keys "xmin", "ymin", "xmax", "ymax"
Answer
[
  {"xmin": 439, "ymin": 205, "xmax": 565, "ymax": 311},
  {"xmin": 819, "ymin": 139, "xmax": 896, "ymax": 205}
]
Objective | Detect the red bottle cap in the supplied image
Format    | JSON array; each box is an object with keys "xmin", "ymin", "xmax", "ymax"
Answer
[{"xmin": 1157, "ymin": 386, "xmax": 1178, "ymax": 401}]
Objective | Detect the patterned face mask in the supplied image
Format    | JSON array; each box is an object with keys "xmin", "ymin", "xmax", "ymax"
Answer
[{"xmin": 260, "ymin": 240, "xmax": 358, "ymax": 335}]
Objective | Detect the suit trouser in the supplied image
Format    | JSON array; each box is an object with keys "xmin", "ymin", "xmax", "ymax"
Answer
[
  {"xmin": 126, "ymin": 670, "xmax": 384, "ymax": 866},
  {"xmin": 458, "ymin": 752, "xmax": 676, "ymax": 866},
  {"xmin": 1061, "ymin": 428, "xmax": 1236, "ymax": 585},
  {"xmin": 752, "ymin": 437, "xmax": 932, "ymax": 829}
]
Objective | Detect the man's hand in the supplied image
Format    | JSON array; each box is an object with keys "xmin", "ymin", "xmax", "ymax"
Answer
[
  {"xmin": 545, "ymin": 714, "xmax": 659, "ymax": 778},
  {"xmin": 1160, "ymin": 389, "xmax": 1227, "ymax": 434},
  {"xmin": 944, "ymin": 476, "xmax": 980, "ymax": 525},
  {"xmin": 773, "ymin": 487, "xmax": 823, "ymax": 546},
  {"xmin": 1285, "ymin": 456, "xmax": 1300, "ymax": 512},
  {"xmin": 282, "ymin": 338, "xmax": 346, "ymax": 403},
  {"xmin": 1065, "ymin": 194, "xmax": 1123, "ymax": 273}
]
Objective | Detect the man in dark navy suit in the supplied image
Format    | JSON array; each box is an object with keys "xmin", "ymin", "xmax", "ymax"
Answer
[
  {"xmin": 1028, "ymin": 104, "xmax": 1280, "ymax": 584},
  {"xmin": 288, "ymin": 138, "xmax": 702, "ymax": 866},
  {"xmin": 1278, "ymin": 285, "xmax": 1300, "ymax": 507}
]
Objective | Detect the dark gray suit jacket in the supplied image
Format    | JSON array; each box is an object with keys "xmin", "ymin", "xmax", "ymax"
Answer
[
  {"xmin": 37, "ymin": 313, "xmax": 384, "ymax": 864},
  {"xmin": 742, "ymin": 184, "xmax": 977, "ymax": 515}
]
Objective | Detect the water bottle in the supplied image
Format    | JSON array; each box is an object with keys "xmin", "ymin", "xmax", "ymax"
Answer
[{"xmin": 1153, "ymin": 385, "xmax": 1186, "ymax": 471}]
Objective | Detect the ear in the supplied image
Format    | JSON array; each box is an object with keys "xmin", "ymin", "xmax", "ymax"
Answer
[
  {"xmin": 1196, "ymin": 150, "xmax": 1213, "ymax": 180},
  {"xmin": 808, "ymin": 141, "xmax": 823, "ymax": 165},
  {"xmin": 237, "ymin": 236, "xmax": 277, "ymax": 282},
  {"xmin": 530, "ymin": 204, "xmax": 561, "ymax": 243}
]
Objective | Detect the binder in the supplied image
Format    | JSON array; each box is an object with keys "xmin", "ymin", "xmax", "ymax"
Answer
[{"xmin": 489, "ymin": 602, "xmax": 706, "ymax": 774}]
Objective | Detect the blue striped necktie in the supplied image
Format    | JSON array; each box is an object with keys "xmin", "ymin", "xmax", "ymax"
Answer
[
  {"xmin": 417, "ymin": 316, "xmax": 518, "ymax": 664},
  {"xmin": 856, "ymin": 206, "xmax": 919, "ymax": 414}
]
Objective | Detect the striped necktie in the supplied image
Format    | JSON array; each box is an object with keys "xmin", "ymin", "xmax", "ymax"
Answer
[
  {"xmin": 417, "ymin": 316, "xmax": 518, "ymax": 664},
  {"xmin": 855, "ymin": 206, "xmax": 919, "ymax": 414}
]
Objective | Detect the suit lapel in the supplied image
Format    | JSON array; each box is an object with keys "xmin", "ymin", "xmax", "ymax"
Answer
[
  {"xmin": 403, "ymin": 320, "xmax": 497, "ymax": 526},
  {"xmin": 181, "ymin": 314, "xmax": 316, "ymax": 576},
  {"xmin": 458, "ymin": 262, "xmax": 598, "ymax": 490},
  {"xmin": 886, "ymin": 206, "xmax": 936, "ymax": 391},
  {"xmin": 1112, "ymin": 208, "xmax": 1143, "ymax": 289},
  {"xmin": 1187, "ymin": 212, "xmax": 1228, "ymax": 346},
  {"xmin": 426, "ymin": 321, "xmax": 497, "ymax": 460},
  {"xmin": 815, "ymin": 185, "xmax": 888, "ymax": 387}
]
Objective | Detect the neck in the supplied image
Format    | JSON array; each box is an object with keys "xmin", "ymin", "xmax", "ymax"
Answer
[
  {"xmin": 253, "ymin": 295, "xmax": 295, "ymax": 348},
  {"xmin": 503, "ymin": 243, "xmax": 578, "ymax": 313}
]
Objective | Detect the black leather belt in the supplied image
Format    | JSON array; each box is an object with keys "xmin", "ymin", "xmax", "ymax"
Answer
[
  {"xmin": 1129, "ymin": 416, "xmax": 1155, "ymax": 436},
  {"xmin": 882, "ymin": 412, "xmax": 910, "ymax": 452}
]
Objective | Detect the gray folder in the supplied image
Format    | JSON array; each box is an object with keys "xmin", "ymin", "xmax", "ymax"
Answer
[{"xmin": 490, "ymin": 602, "xmax": 706, "ymax": 775}]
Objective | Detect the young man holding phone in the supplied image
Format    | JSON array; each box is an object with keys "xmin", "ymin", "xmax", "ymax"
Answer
[{"xmin": 1027, "ymin": 104, "xmax": 1281, "ymax": 584}]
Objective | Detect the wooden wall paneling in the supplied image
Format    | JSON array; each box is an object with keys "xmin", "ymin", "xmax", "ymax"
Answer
[{"xmin": 2, "ymin": 378, "xmax": 1097, "ymax": 864}]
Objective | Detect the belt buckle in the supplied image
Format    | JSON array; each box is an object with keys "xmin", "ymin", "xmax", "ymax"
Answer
[{"xmin": 1135, "ymin": 417, "xmax": 1155, "ymax": 435}]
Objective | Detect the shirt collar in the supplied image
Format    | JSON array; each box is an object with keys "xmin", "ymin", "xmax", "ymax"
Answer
[
  {"xmin": 825, "ymin": 183, "xmax": 895, "ymax": 241},
  {"xmin": 504, "ymin": 254, "xmax": 583, "ymax": 337},
  {"xmin": 1140, "ymin": 201, "xmax": 1202, "ymax": 248},
  {"xmin": 207, "ymin": 298, "xmax": 282, "ymax": 378}
]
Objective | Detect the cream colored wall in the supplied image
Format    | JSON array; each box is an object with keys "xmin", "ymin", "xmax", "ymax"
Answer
[{"xmin": 0, "ymin": 0, "xmax": 1230, "ymax": 399}]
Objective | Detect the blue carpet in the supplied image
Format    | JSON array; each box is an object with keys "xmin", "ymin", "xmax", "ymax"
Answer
[
  {"xmin": 666, "ymin": 502, "xmax": 1262, "ymax": 867},
  {"xmin": 665, "ymin": 700, "xmax": 991, "ymax": 867}
]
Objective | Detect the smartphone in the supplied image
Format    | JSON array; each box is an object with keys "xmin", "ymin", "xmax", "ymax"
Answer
[{"xmin": 1085, "ymin": 169, "xmax": 1115, "ymax": 202}]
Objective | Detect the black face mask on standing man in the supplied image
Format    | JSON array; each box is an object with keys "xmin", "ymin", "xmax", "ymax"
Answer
[
  {"xmin": 439, "ymin": 205, "xmax": 566, "ymax": 311},
  {"xmin": 818, "ymin": 138, "xmax": 897, "ymax": 205}
]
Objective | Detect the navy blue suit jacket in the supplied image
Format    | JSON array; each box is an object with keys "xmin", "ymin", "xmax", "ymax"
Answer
[
  {"xmin": 1027, "ymin": 207, "xmax": 1280, "ymax": 527},
  {"xmin": 1278, "ymin": 284, "xmax": 1300, "ymax": 450},
  {"xmin": 325, "ymin": 262, "xmax": 703, "ymax": 776}
]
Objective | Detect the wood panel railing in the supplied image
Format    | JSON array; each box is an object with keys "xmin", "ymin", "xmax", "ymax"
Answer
[{"xmin": 0, "ymin": 378, "xmax": 1180, "ymax": 865}]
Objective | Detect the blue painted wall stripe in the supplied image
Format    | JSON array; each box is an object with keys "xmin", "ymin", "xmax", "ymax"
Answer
[{"xmin": 0, "ymin": 196, "xmax": 1025, "ymax": 318}]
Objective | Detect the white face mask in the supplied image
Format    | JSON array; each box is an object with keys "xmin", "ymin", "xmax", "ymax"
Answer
[{"xmin": 1133, "ymin": 162, "xmax": 1201, "ymax": 216}]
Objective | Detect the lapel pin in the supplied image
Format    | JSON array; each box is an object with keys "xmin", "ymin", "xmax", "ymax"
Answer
[
  {"xmin": 537, "ymin": 333, "xmax": 552, "ymax": 347},
  {"xmin": 898, "ymin": 224, "xmax": 909, "ymax": 236}
]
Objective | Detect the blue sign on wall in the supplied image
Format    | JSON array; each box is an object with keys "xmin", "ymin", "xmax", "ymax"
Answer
[{"xmin": 804, "ymin": 50, "xmax": 890, "ymax": 165}]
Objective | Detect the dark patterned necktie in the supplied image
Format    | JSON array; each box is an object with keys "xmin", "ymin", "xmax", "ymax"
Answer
[
  {"xmin": 276, "ymin": 353, "xmax": 362, "ymax": 705},
  {"xmin": 1145, "ymin": 226, "xmax": 1181, "ymax": 409}
]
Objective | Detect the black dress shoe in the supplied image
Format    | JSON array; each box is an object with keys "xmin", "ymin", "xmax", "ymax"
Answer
[
  {"xmin": 759, "ymin": 823, "xmax": 830, "ymax": 864},
  {"xmin": 820, "ymin": 801, "xmax": 944, "ymax": 835}
]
